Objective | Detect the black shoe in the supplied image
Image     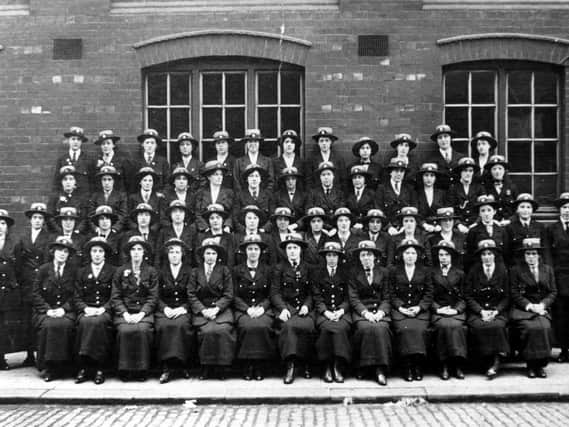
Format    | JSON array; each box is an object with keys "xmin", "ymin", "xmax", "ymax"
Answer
[
  {"xmin": 0, "ymin": 359, "xmax": 9, "ymax": 371},
  {"xmin": 94, "ymin": 370, "xmax": 105, "ymax": 385},
  {"xmin": 159, "ymin": 369, "xmax": 170, "ymax": 384},
  {"xmin": 243, "ymin": 364, "xmax": 254, "ymax": 381},
  {"xmin": 182, "ymin": 369, "xmax": 191, "ymax": 379},
  {"xmin": 527, "ymin": 367, "xmax": 536, "ymax": 378},
  {"xmin": 355, "ymin": 368, "xmax": 364, "ymax": 380},
  {"xmin": 199, "ymin": 366, "xmax": 210, "ymax": 380},
  {"xmin": 21, "ymin": 355, "xmax": 36, "ymax": 368},
  {"xmin": 403, "ymin": 367, "xmax": 413, "ymax": 382},
  {"xmin": 119, "ymin": 372, "xmax": 130, "ymax": 382},
  {"xmin": 218, "ymin": 367, "xmax": 228, "ymax": 380},
  {"xmin": 284, "ymin": 361, "xmax": 295, "ymax": 384},
  {"xmin": 486, "ymin": 360, "xmax": 499, "ymax": 380},
  {"xmin": 413, "ymin": 366, "xmax": 423, "ymax": 381},
  {"xmin": 323, "ymin": 365, "xmax": 333, "ymax": 383},
  {"xmin": 557, "ymin": 351, "xmax": 569, "ymax": 363},
  {"xmin": 536, "ymin": 367, "xmax": 547, "ymax": 378},
  {"xmin": 332, "ymin": 361, "xmax": 344, "ymax": 383},
  {"xmin": 42, "ymin": 370, "xmax": 54, "ymax": 382},
  {"xmin": 253, "ymin": 365, "xmax": 264, "ymax": 381},
  {"xmin": 454, "ymin": 366, "xmax": 465, "ymax": 380},
  {"xmin": 75, "ymin": 368, "xmax": 88, "ymax": 384},
  {"xmin": 375, "ymin": 367, "xmax": 387, "ymax": 386},
  {"xmin": 440, "ymin": 364, "xmax": 450, "ymax": 381},
  {"xmin": 303, "ymin": 364, "xmax": 312, "ymax": 379},
  {"xmin": 136, "ymin": 372, "xmax": 147, "ymax": 382}
]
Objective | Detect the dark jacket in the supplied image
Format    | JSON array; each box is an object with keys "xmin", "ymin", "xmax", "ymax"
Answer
[
  {"xmin": 430, "ymin": 266, "xmax": 466, "ymax": 317},
  {"xmin": 74, "ymin": 262, "xmax": 116, "ymax": 311},
  {"xmin": 348, "ymin": 265, "xmax": 391, "ymax": 322},
  {"xmin": 311, "ymin": 265, "xmax": 351, "ymax": 326},
  {"xmin": 188, "ymin": 263, "xmax": 234, "ymax": 327},
  {"xmin": 158, "ymin": 264, "xmax": 192, "ymax": 311},
  {"xmin": 510, "ymin": 263, "xmax": 556, "ymax": 320},
  {"xmin": 464, "ymin": 263, "xmax": 509, "ymax": 315},
  {"xmin": 232, "ymin": 263, "xmax": 273, "ymax": 319},
  {"xmin": 110, "ymin": 263, "xmax": 159, "ymax": 316},
  {"xmin": 32, "ymin": 262, "xmax": 76, "ymax": 315},
  {"xmin": 389, "ymin": 265, "xmax": 433, "ymax": 320},
  {"xmin": 271, "ymin": 260, "xmax": 313, "ymax": 315},
  {"xmin": 446, "ymin": 181, "xmax": 484, "ymax": 226}
]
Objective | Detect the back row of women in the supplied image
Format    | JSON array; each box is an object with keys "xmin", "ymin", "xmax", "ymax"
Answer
[{"xmin": 0, "ymin": 123, "xmax": 567, "ymax": 387}]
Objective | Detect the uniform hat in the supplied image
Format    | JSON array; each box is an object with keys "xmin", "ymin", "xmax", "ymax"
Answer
[
  {"xmin": 64, "ymin": 126, "xmax": 88, "ymax": 142},
  {"xmin": 201, "ymin": 160, "xmax": 228, "ymax": 177},
  {"xmin": 165, "ymin": 199, "xmax": 191, "ymax": 218},
  {"xmin": 385, "ymin": 158, "xmax": 408, "ymax": 171},
  {"xmin": 197, "ymin": 236, "xmax": 226, "ymax": 260},
  {"xmin": 96, "ymin": 165, "xmax": 119, "ymax": 178},
  {"xmin": 485, "ymin": 155, "xmax": 509, "ymax": 170},
  {"xmin": 239, "ymin": 233, "xmax": 267, "ymax": 251},
  {"xmin": 130, "ymin": 203, "xmax": 156, "ymax": 222},
  {"xmin": 136, "ymin": 166, "xmax": 159, "ymax": 182},
  {"xmin": 90, "ymin": 205, "xmax": 118, "ymax": 225},
  {"xmin": 519, "ymin": 237, "xmax": 543, "ymax": 252},
  {"xmin": 312, "ymin": 126, "xmax": 338, "ymax": 142},
  {"xmin": 94, "ymin": 129, "xmax": 120, "ymax": 145},
  {"xmin": 240, "ymin": 204, "xmax": 267, "ymax": 225},
  {"xmin": 278, "ymin": 166, "xmax": 303, "ymax": 181},
  {"xmin": 49, "ymin": 235, "xmax": 76, "ymax": 253},
  {"xmin": 332, "ymin": 207, "xmax": 353, "ymax": 223},
  {"xmin": 212, "ymin": 130, "xmax": 233, "ymax": 144},
  {"xmin": 513, "ymin": 193, "xmax": 539, "ymax": 211},
  {"xmin": 176, "ymin": 132, "xmax": 199, "ymax": 147},
  {"xmin": 137, "ymin": 128, "xmax": 162, "ymax": 144},
  {"xmin": 83, "ymin": 236, "xmax": 112, "ymax": 256},
  {"xmin": 242, "ymin": 163, "xmax": 268, "ymax": 182},
  {"xmin": 431, "ymin": 240, "xmax": 459, "ymax": 258},
  {"xmin": 318, "ymin": 241, "xmax": 345, "ymax": 257},
  {"xmin": 242, "ymin": 128, "xmax": 263, "ymax": 143},
  {"xmin": 435, "ymin": 207, "xmax": 460, "ymax": 221},
  {"xmin": 430, "ymin": 124, "xmax": 456, "ymax": 142},
  {"xmin": 390, "ymin": 133, "xmax": 417, "ymax": 150},
  {"xmin": 59, "ymin": 165, "xmax": 79, "ymax": 178},
  {"xmin": 454, "ymin": 157, "xmax": 480, "ymax": 174},
  {"xmin": 396, "ymin": 206, "xmax": 422, "ymax": 221},
  {"xmin": 170, "ymin": 166, "xmax": 193, "ymax": 183},
  {"xmin": 474, "ymin": 194, "xmax": 498, "ymax": 210},
  {"xmin": 363, "ymin": 208, "xmax": 387, "ymax": 225},
  {"xmin": 352, "ymin": 136, "xmax": 379, "ymax": 157},
  {"xmin": 202, "ymin": 203, "xmax": 229, "ymax": 220},
  {"xmin": 271, "ymin": 207, "xmax": 294, "ymax": 221},
  {"xmin": 25, "ymin": 202, "xmax": 51, "ymax": 219},
  {"xmin": 57, "ymin": 207, "xmax": 79, "ymax": 220},
  {"xmin": 396, "ymin": 238, "xmax": 424, "ymax": 254},
  {"xmin": 301, "ymin": 207, "xmax": 328, "ymax": 224},
  {"xmin": 0, "ymin": 209, "xmax": 14, "ymax": 227},
  {"xmin": 475, "ymin": 239, "xmax": 501, "ymax": 255},
  {"xmin": 278, "ymin": 129, "xmax": 302, "ymax": 147},
  {"xmin": 554, "ymin": 192, "xmax": 569, "ymax": 208},
  {"xmin": 123, "ymin": 235, "xmax": 152, "ymax": 254},
  {"xmin": 348, "ymin": 165, "xmax": 371, "ymax": 179},
  {"xmin": 471, "ymin": 131, "xmax": 497, "ymax": 151},
  {"xmin": 163, "ymin": 237, "xmax": 189, "ymax": 251},
  {"xmin": 279, "ymin": 232, "xmax": 307, "ymax": 250},
  {"xmin": 317, "ymin": 161, "xmax": 336, "ymax": 174},
  {"xmin": 351, "ymin": 240, "xmax": 382, "ymax": 257},
  {"xmin": 417, "ymin": 163, "xmax": 445, "ymax": 181}
]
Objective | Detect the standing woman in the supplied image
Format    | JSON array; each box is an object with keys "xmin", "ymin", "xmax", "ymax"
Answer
[
  {"xmin": 93, "ymin": 130, "xmax": 127, "ymax": 192},
  {"xmin": 0, "ymin": 210, "xmax": 19, "ymax": 370},
  {"xmin": 272, "ymin": 130, "xmax": 306, "ymax": 190},
  {"xmin": 484, "ymin": 155, "xmax": 518, "ymax": 224},
  {"xmin": 271, "ymin": 167, "xmax": 307, "ymax": 227},
  {"xmin": 329, "ymin": 207, "xmax": 363, "ymax": 268},
  {"xmin": 349, "ymin": 136, "xmax": 382, "ymax": 190},
  {"xmin": 390, "ymin": 207, "xmax": 428, "ymax": 255},
  {"xmin": 306, "ymin": 127, "xmax": 346, "ymax": 191},
  {"xmin": 510, "ymin": 238, "xmax": 556, "ymax": 378},
  {"xmin": 464, "ymin": 239, "xmax": 510, "ymax": 379},
  {"xmin": 470, "ymin": 131, "xmax": 497, "ymax": 185},
  {"xmin": 111, "ymin": 235, "xmax": 159, "ymax": 382},
  {"xmin": 33, "ymin": 236, "xmax": 77, "ymax": 381},
  {"xmin": 271, "ymin": 233, "xmax": 316, "ymax": 384},
  {"xmin": 312, "ymin": 242, "xmax": 352, "ymax": 383},
  {"xmin": 430, "ymin": 240, "xmax": 467, "ymax": 380},
  {"xmin": 127, "ymin": 167, "xmax": 164, "ymax": 232},
  {"xmin": 233, "ymin": 234, "xmax": 276, "ymax": 381},
  {"xmin": 447, "ymin": 157, "xmax": 484, "ymax": 233},
  {"xmin": 345, "ymin": 165, "xmax": 377, "ymax": 228},
  {"xmin": 390, "ymin": 238, "xmax": 432, "ymax": 382},
  {"xmin": 415, "ymin": 163, "xmax": 447, "ymax": 233},
  {"xmin": 233, "ymin": 205, "xmax": 273, "ymax": 266},
  {"xmin": 188, "ymin": 238, "xmax": 235, "ymax": 380},
  {"xmin": 74, "ymin": 237, "xmax": 116, "ymax": 385},
  {"xmin": 156, "ymin": 238, "xmax": 193, "ymax": 384},
  {"xmin": 348, "ymin": 240, "xmax": 392, "ymax": 386},
  {"xmin": 155, "ymin": 200, "xmax": 196, "ymax": 269},
  {"xmin": 384, "ymin": 133, "xmax": 420, "ymax": 186}
]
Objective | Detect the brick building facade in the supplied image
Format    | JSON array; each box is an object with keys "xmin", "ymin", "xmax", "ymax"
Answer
[{"xmin": 1, "ymin": 0, "xmax": 568, "ymax": 233}]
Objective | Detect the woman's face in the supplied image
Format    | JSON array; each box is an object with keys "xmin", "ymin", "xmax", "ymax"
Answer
[
  {"xmin": 336, "ymin": 216, "xmax": 351, "ymax": 232},
  {"xmin": 368, "ymin": 218, "xmax": 382, "ymax": 233},
  {"xmin": 517, "ymin": 202, "xmax": 533, "ymax": 220},
  {"xmin": 203, "ymin": 248, "xmax": 218, "ymax": 265},
  {"xmin": 208, "ymin": 170, "xmax": 224, "ymax": 186},
  {"xmin": 209, "ymin": 213, "xmax": 223, "ymax": 231},
  {"xmin": 246, "ymin": 244, "xmax": 261, "ymax": 263},
  {"xmin": 215, "ymin": 140, "xmax": 228, "ymax": 155},
  {"xmin": 137, "ymin": 212, "xmax": 151, "ymax": 228},
  {"xmin": 359, "ymin": 143, "xmax": 372, "ymax": 159},
  {"xmin": 244, "ymin": 212, "xmax": 260, "ymax": 230},
  {"xmin": 286, "ymin": 243, "xmax": 301, "ymax": 261},
  {"xmin": 402, "ymin": 247, "xmax": 418, "ymax": 265},
  {"xmin": 0, "ymin": 219, "xmax": 7, "ymax": 235},
  {"xmin": 310, "ymin": 217, "xmax": 323, "ymax": 233},
  {"xmin": 326, "ymin": 252, "xmax": 339, "ymax": 268},
  {"xmin": 101, "ymin": 175, "xmax": 114, "ymax": 192},
  {"xmin": 477, "ymin": 139, "xmax": 490, "ymax": 155},
  {"xmin": 247, "ymin": 171, "xmax": 261, "ymax": 189},
  {"xmin": 479, "ymin": 205, "xmax": 495, "ymax": 223},
  {"xmin": 168, "ymin": 245, "xmax": 183, "ymax": 265},
  {"xmin": 480, "ymin": 249, "xmax": 495, "ymax": 266},
  {"xmin": 90, "ymin": 246, "xmax": 106, "ymax": 265},
  {"xmin": 61, "ymin": 175, "xmax": 76, "ymax": 192},
  {"xmin": 460, "ymin": 167, "xmax": 474, "ymax": 182},
  {"xmin": 320, "ymin": 170, "xmax": 334, "ymax": 187},
  {"xmin": 142, "ymin": 138, "xmax": 157, "ymax": 155},
  {"xmin": 179, "ymin": 140, "xmax": 193, "ymax": 157},
  {"xmin": 285, "ymin": 176, "xmax": 297, "ymax": 190},
  {"xmin": 61, "ymin": 217, "xmax": 76, "ymax": 233},
  {"xmin": 524, "ymin": 250, "xmax": 539, "ymax": 267},
  {"xmin": 438, "ymin": 249, "xmax": 451, "ymax": 266},
  {"xmin": 390, "ymin": 168, "xmax": 405, "ymax": 182},
  {"xmin": 97, "ymin": 215, "xmax": 112, "ymax": 231},
  {"xmin": 54, "ymin": 247, "xmax": 70, "ymax": 263},
  {"xmin": 440, "ymin": 218, "xmax": 454, "ymax": 232},
  {"xmin": 318, "ymin": 137, "xmax": 332, "ymax": 153},
  {"xmin": 402, "ymin": 216, "xmax": 416, "ymax": 233},
  {"xmin": 396, "ymin": 142, "xmax": 410, "ymax": 157},
  {"xmin": 130, "ymin": 244, "xmax": 145, "ymax": 262},
  {"xmin": 282, "ymin": 138, "xmax": 296, "ymax": 155},
  {"xmin": 140, "ymin": 175, "xmax": 154, "ymax": 191},
  {"xmin": 491, "ymin": 164, "xmax": 505, "ymax": 180},
  {"xmin": 276, "ymin": 217, "xmax": 290, "ymax": 232},
  {"xmin": 422, "ymin": 172, "xmax": 436, "ymax": 187},
  {"xmin": 100, "ymin": 139, "xmax": 115, "ymax": 155},
  {"xmin": 560, "ymin": 203, "xmax": 569, "ymax": 220},
  {"xmin": 68, "ymin": 136, "xmax": 82, "ymax": 151},
  {"xmin": 247, "ymin": 140, "xmax": 259, "ymax": 155},
  {"xmin": 174, "ymin": 175, "xmax": 188, "ymax": 191},
  {"xmin": 30, "ymin": 213, "xmax": 45, "ymax": 230},
  {"xmin": 352, "ymin": 174, "xmax": 365, "ymax": 189},
  {"xmin": 437, "ymin": 133, "xmax": 452, "ymax": 150},
  {"xmin": 359, "ymin": 251, "xmax": 375, "ymax": 268},
  {"xmin": 170, "ymin": 208, "xmax": 185, "ymax": 225}
]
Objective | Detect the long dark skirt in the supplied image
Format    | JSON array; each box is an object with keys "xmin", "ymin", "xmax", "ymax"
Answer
[
  {"xmin": 196, "ymin": 321, "xmax": 236, "ymax": 366},
  {"xmin": 392, "ymin": 317, "xmax": 429, "ymax": 357},
  {"xmin": 431, "ymin": 315, "xmax": 467, "ymax": 361},
  {"xmin": 512, "ymin": 315, "xmax": 553, "ymax": 362},
  {"xmin": 315, "ymin": 318, "xmax": 351, "ymax": 362},
  {"xmin": 76, "ymin": 312, "xmax": 113, "ymax": 363},
  {"xmin": 236, "ymin": 313, "xmax": 276, "ymax": 360},
  {"xmin": 114, "ymin": 315, "xmax": 154, "ymax": 371},
  {"xmin": 276, "ymin": 314, "xmax": 315, "ymax": 360},
  {"xmin": 155, "ymin": 313, "xmax": 193, "ymax": 364},
  {"xmin": 352, "ymin": 320, "xmax": 392, "ymax": 368},
  {"xmin": 467, "ymin": 314, "xmax": 510, "ymax": 357},
  {"xmin": 34, "ymin": 314, "xmax": 76, "ymax": 370},
  {"xmin": 553, "ymin": 295, "xmax": 569, "ymax": 350}
]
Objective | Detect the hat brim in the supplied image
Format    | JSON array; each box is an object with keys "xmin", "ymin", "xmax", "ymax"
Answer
[
  {"xmin": 318, "ymin": 248, "xmax": 345, "ymax": 257},
  {"xmin": 202, "ymin": 165, "xmax": 228, "ymax": 177},
  {"xmin": 475, "ymin": 201, "xmax": 499, "ymax": 210},
  {"xmin": 349, "ymin": 169, "xmax": 372, "ymax": 179},
  {"xmin": 240, "ymin": 209, "xmax": 268, "ymax": 226},
  {"xmin": 94, "ymin": 136, "xmax": 120, "ymax": 145},
  {"xmin": 123, "ymin": 240, "xmax": 152, "ymax": 255},
  {"xmin": 513, "ymin": 200, "xmax": 539, "ymax": 211},
  {"xmin": 170, "ymin": 171, "xmax": 193, "ymax": 183},
  {"xmin": 455, "ymin": 163, "xmax": 480, "ymax": 174},
  {"xmin": 90, "ymin": 212, "xmax": 119, "ymax": 225},
  {"xmin": 312, "ymin": 133, "xmax": 338, "ymax": 142},
  {"xmin": 64, "ymin": 133, "xmax": 88, "ymax": 142},
  {"xmin": 57, "ymin": 214, "xmax": 80, "ymax": 221},
  {"xmin": 554, "ymin": 198, "xmax": 569, "ymax": 208},
  {"xmin": 130, "ymin": 209, "xmax": 157, "ymax": 222},
  {"xmin": 485, "ymin": 161, "xmax": 509, "ymax": 171},
  {"xmin": 475, "ymin": 246, "xmax": 502, "ymax": 256},
  {"xmin": 0, "ymin": 216, "xmax": 15, "ymax": 227},
  {"xmin": 136, "ymin": 171, "xmax": 159, "ymax": 182},
  {"xmin": 271, "ymin": 212, "xmax": 294, "ymax": 222},
  {"xmin": 351, "ymin": 140, "xmax": 379, "ymax": 157},
  {"xmin": 517, "ymin": 245, "xmax": 544, "ymax": 252},
  {"xmin": 396, "ymin": 243, "xmax": 424, "ymax": 254},
  {"xmin": 431, "ymin": 245, "xmax": 459, "ymax": 258},
  {"xmin": 196, "ymin": 244, "xmax": 226, "ymax": 260},
  {"xmin": 49, "ymin": 242, "xmax": 76, "ymax": 253},
  {"xmin": 84, "ymin": 240, "xmax": 113, "ymax": 256},
  {"xmin": 239, "ymin": 239, "xmax": 268, "ymax": 252},
  {"xmin": 279, "ymin": 239, "xmax": 307, "ymax": 250},
  {"xmin": 430, "ymin": 130, "xmax": 456, "ymax": 142},
  {"xmin": 278, "ymin": 135, "xmax": 302, "ymax": 147},
  {"xmin": 25, "ymin": 209, "xmax": 51, "ymax": 219},
  {"xmin": 242, "ymin": 167, "xmax": 268, "ymax": 183},
  {"xmin": 165, "ymin": 205, "xmax": 192, "ymax": 219},
  {"xmin": 390, "ymin": 139, "xmax": 417, "ymax": 150},
  {"xmin": 396, "ymin": 212, "xmax": 422, "ymax": 221},
  {"xmin": 96, "ymin": 169, "xmax": 119, "ymax": 178},
  {"xmin": 351, "ymin": 247, "xmax": 382, "ymax": 258},
  {"xmin": 137, "ymin": 134, "xmax": 162, "ymax": 144},
  {"xmin": 202, "ymin": 209, "xmax": 229, "ymax": 221}
]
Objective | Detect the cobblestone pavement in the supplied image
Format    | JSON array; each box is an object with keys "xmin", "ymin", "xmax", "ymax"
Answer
[{"xmin": 0, "ymin": 402, "xmax": 568, "ymax": 427}]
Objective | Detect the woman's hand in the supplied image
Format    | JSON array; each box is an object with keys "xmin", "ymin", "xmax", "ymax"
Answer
[
  {"xmin": 279, "ymin": 309, "xmax": 291, "ymax": 322},
  {"xmin": 298, "ymin": 305, "xmax": 309, "ymax": 316}
]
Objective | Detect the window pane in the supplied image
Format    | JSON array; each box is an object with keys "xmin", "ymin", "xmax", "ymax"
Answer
[
  {"xmin": 202, "ymin": 108, "xmax": 222, "ymax": 138},
  {"xmin": 444, "ymin": 107, "xmax": 468, "ymax": 138},
  {"xmin": 453, "ymin": 140, "xmax": 469, "ymax": 156},
  {"xmin": 170, "ymin": 74, "xmax": 190, "ymax": 105},
  {"xmin": 508, "ymin": 71, "xmax": 531, "ymax": 104},
  {"xmin": 203, "ymin": 73, "xmax": 222, "ymax": 105},
  {"xmin": 534, "ymin": 175, "xmax": 557, "ymax": 204},
  {"xmin": 508, "ymin": 141, "xmax": 531, "ymax": 173},
  {"xmin": 226, "ymin": 107, "xmax": 245, "ymax": 138},
  {"xmin": 510, "ymin": 175, "xmax": 532, "ymax": 195},
  {"xmin": 534, "ymin": 141, "xmax": 556, "ymax": 172},
  {"xmin": 258, "ymin": 72, "xmax": 277, "ymax": 105},
  {"xmin": 472, "ymin": 107, "xmax": 495, "ymax": 136},
  {"xmin": 148, "ymin": 74, "xmax": 167, "ymax": 105},
  {"xmin": 281, "ymin": 72, "xmax": 301, "ymax": 104},
  {"xmin": 226, "ymin": 73, "xmax": 245, "ymax": 105},
  {"xmin": 281, "ymin": 107, "xmax": 301, "ymax": 134},
  {"xmin": 534, "ymin": 107, "xmax": 557, "ymax": 139},
  {"xmin": 260, "ymin": 140, "xmax": 277, "ymax": 158},
  {"xmin": 508, "ymin": 107, "xmax": 531, "ymax": 138},
  {"xmin": 471, "ymin": 71, "xmax": 495, "ymax": 104},
  {"xmin": 170, "ymin": 108, "xmax": 190, "ymax": 139},
  {"xmin": 147, "ymin": 108, "xmax": 167, "ymax": 137},
  {"xmin": 258, "ymin": 107, "xmax": 278, "ymax": 139},
  {"xmin": 534, "ymin": 71, "xmax": 557, "ymax": 104},
  {"xmin": 444, "ymin": 71, "xmax": 468, "ymax": 104}
]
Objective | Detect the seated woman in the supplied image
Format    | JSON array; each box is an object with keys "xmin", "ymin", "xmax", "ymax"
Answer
[
  {"xmin": 233, "ymin": 234, "xmax": 276, "ymax": 381},
  {"xmin": 464, "ymin": 239, "xmax": 510, "ymax": 380},
  {"xmin": 127, "ymin": 166, "xmax": 164, "ymax": 232},
  {"xmin": 74, "ymin": 237, "xmax": 116, "ymax": 385},
  {"xmin": 88, "ymin": 164, "xmax": 128, "ymax": 233},
  {"xmin": 111, "ymin": 235, "xmax": 159, "ymax": 382},
  {"xmin": 390, "ymin": 207, "xmax": 428, "ymax": 260},
  {"xmin": 86, "ymin": 205, "xmax": 121, "ymax": 266},
  {"xmin": 510, "ymin": 238, "xmax": 556, "ymax": 378},
  {"xmin": 361, "ymin": 209, "xmax": 394, "ymax": 267},
  {"xmin": 430, "ymin": 240, "xmax": 467, "ymax": 380},
  {"xmin": 188, "ymin": 238, "xmax": 235, "ymax": 380},
  {"xmin": 155, "ymin": 200, "xmax": 196, "ymax": 269},
  {"xmin": 328, "ymin": 207, "xmax": 364, "ymax": 268},
  {"xmin": 156, "ymin": 238, "xmax": 194, "ymax": 384},
  {"xmin": 120, "ymin": 203, "xmax": 159, "ymax": 266},
  {"xmin": 390, "ymin": 238, "xmax": 432, "ymax": 382},
  {"xmin": 344, "ymin": 165, "xmax": 377, "ymax": 229},
  {"xmin": 233, "ymin": 205, "xmax": 274, "ymax": 266},
  {"xmin": 484, "ymin": 155, "xmax": 518, "ymax": 225},
  {"xmin": 348, "ymin": 240, "xmax": 392, "ymax": 386},
  {"xmin": 33, "ymin": 236, "xmax": 77, "ymax": 381},
  {"xmin": 415, "ymin": 163, "xmax": 447, "ymax": 233}
]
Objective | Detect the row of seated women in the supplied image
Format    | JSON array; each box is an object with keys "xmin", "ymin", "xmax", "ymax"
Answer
[{"xmin": 26, "ymin": 229, "xmax": 555, "ymax": 387}]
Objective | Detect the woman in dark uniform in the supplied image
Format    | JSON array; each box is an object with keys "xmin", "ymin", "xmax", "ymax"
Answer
[
  {"xmin": 390, "ymin": 207, "xmax": 428, "ymax": 259},
  {"xmin": 470, "ymin": 131, "xmax": 497, "ymax": 185},
  {"xmin": 272, "ymin": 130, "xmax": 307, "ymax": 192},
  {"xmin": 86, "ymin": 205, "xmax": 121, "ymax": 266},
  {"xmin": 415, "ymin": 163, "xmax": 447, "ymax": 233},
  {"xmin": 156, "ymin": 238, "xmax": 193, "ymax": 384},
  {"xmin": 188, "ymin": 238, "xmax": 235, "ymax": 380},
  {"xmin": 33, "ymin": 236, "xmax": 77, "ymax": 381},
  {"xmin": 344, "ymin": 165, "xmax": 377, "ymax": 228},
  {"xmin": 300, "ymin": 207, "xmax": 329, "ymax": 267},
  {"xmin": 195, "ymin": 203, "xmax": 235, "ymax": 268},
  {"xmin": 74, "ymin": 237, "xmax": 115, "ymax": 385},
  {"xmin": 348, "ymin": 136, "xmax": 382, "ymax": 191},
  {"xmin": 127, "ymin": 167, "xmax": 164, "ymax": 232},
  {"xmin": 484, "ymin": 155, "xmax": 518, "ymax": 224},
  {"xmin": 361, "ymin": 209, "xmax": 394, "ymax": 267},
  {"xmin": 430, "ymin": 240, "xmax": 467, "ymax": 380},
  {"xmin": 348, "ymin": 240, "xmax": 392, "ymax": 386},
  {"xmin": 111, "ymin": 235, "xmax": 159, "ymax": 382},
  {"xmin": 328, "ymin": 207, "xmax": 363, "ymax": 268},
  {"xmin": 233, "ymin": 234, "xmax": 276, "ymax": 381},
  {"xmin": 510, "ymin": 238, "xmax": 556, "ymax": 378},
  {"xmin": 233, "ymin": 205, "xmax": 273, "ymax": 266},
  {"xmin": 464, "ymin": 239, "xmax": 510, "ymax": 379},
  {"xmin": 120, "ymin": 203, "xmax": 159, "ymax": 266},
  {"xmin": 155, "ymin": 200, "xmax": 196, "ymax": 269},
  {"xmin": 312, "ymin": 241, "xmax": 352, "ymax": 383},
  {"xmin": 390, "ymin": 238, "xmax": 432, "ymax": 382},
  {"xmin": 271, "ymin": 233, "xmax": 315, "ymax": 384}
]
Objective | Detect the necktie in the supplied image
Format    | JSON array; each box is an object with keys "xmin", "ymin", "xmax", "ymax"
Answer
[
  {"xmin": 146, "ymin": 155, "xmax": 152, "ymax": 164},
  {"xmin": 325, "ymin": 188, "xmax": 330, "ymax": 196},
  {"xmin": 330, "ymin": 267, "xmax": 335, "ymax": 278},
  {"xmin": 71, "ymin": 152, "xmax": 77, "ymax": 162},
  {"xmin": 249, "ymin": 267, "xmax": 256, "ymax": 278},
  {"xmin": 532, "ymin": 267, "xmax": 539, "ymax": 282},
  {"xmin": 206, "ymin": 265, "xmax": 212, "ymax": 281},
  {"xmin": 104, "ymin": 191, "xmax": 110, "ymax": 202},
  {"xmin": 394, "ymin": 182, "xmax": 400, "ymax": 194},
  {"xmin": 356, "ymin": 189, "xmax": 361, "ymax": 201},
  {"xmin": 252, "ymin": 190, "xmax": 258, "ymax": 199},
  {"xmin": 485, "ymin": 267, "xmax": 492, "ymax": 280},
  {"xmin": 289, "ymin": 192, "xmax": 294, "ymax": 201},
  {"xmin": 565, "ymin": 222, "xmax": 569, "ymax": 234},
  {"xmin": 365, "ymin": 268, "xmax": 372, "ymax": 284},
  {"xmin": 441, "ymin": 265, "xmax": 449, "ymax": 277},
  {"xmin": 56, "ymin": 266, "xmax": 62, "ymax": 280},
  {"xmin": 444, "ymin": 152, "xmax": 450, "ymax": 162},
  {"xmin": 142, "ymin": 233, "xmax": 148, "ymax": 241}
]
